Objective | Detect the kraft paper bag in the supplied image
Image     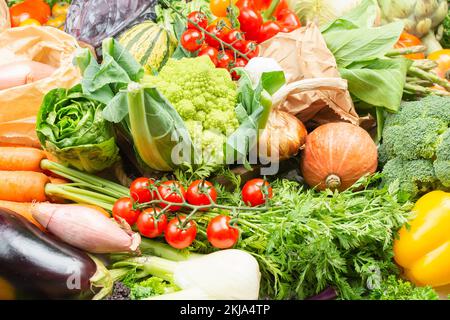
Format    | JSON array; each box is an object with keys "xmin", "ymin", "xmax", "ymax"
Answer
[{"xmin": 0, "ymin": 25, "xmax": 81, "ymax": 123}]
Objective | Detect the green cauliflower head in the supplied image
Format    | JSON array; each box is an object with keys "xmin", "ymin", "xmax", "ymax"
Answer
[
  {"xmin": 143, "ymin": 56, "xmax": 239, "ymax": 165},
  {"xmin": 380, "ymin": 96, "xmax": 450, "ymax": 199}
]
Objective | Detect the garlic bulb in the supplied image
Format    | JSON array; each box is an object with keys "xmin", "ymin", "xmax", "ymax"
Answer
[{"xmin": 258, "ymin": 110, "xmax": 308, "ymax": 162}]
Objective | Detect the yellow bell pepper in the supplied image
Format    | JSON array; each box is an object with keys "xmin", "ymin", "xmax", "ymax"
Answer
[{"xmin": 394, "ymin": 191, "xmax": 450, "ymax": 288}]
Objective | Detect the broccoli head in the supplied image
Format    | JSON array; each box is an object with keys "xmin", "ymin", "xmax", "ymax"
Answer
[
  {"xmin": 380, "ymin": 96, "xmax": 450, "ymax": 198},
  {"xmin": 143, "ymin": 56, "xmax": 239, "ymax": 165}
]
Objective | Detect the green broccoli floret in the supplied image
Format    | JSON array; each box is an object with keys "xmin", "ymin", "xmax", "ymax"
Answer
[
  {"xmin": 440, "ymin": 12, "xmax": 450, "ymax": 49},
  {"xmin": 383, "ymin": 158, "xmax": 438, "ymax": 198},
  {"xmin": 143, "ymin": 56, "xmax": 239, "ymax": 165},
  {"xmin": 380, "ymin": 96, "xmax": 450, "ymax": 198},
  {"xmin": 434, "ymin": 130, "xmax": 450, "ymax": 187}
]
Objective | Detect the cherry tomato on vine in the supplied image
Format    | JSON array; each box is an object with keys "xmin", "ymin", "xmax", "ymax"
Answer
[
  {"xmin": 230, "ymin": 57, "xmax": 248, "ymax": 80},
  {"xmin": 242, "ymin": 179, "xmax": 273, "ymax": 207},
  {"xmin": 186, "ymin": 180, "xmax": 218, "ymax": 208},
  {"xmin": 157, "ymin": 181, "xmax": 186, "ymax": 212},
  {"xmin": 10, "ymin": 0, "xmax": 51, "ymax": 27},
  {"xmin": 187, "ymin": 11, "xmax": 208, "ymax": 31},
  {"xmin": 242, "ymin": 41, "xmax": 259, "ymax": 59},
  {"xmin": 130, "ymin": 177, "xmax": 155, "ymax": 204},
  {"xmin": 257, "ymin": 21, "xmax": 281, "ymax": 43},
  {"xmin": 210, "ymin": 0, "xmax": 237, "ymax": 18},
  {"xmin": 223, "ymin": 29, "xmax": 246, "ymax": 51},
  {"xmin": 217, "ymin": 50, "xmax": 235, "ymax": 69},
  {"xmin": 277, "ymin": 9, "xmax": 302, "ymax": 33},
  {"xmin": 207, "ymin": 215, "xmax": 239, "ymax": 249},
  {"xmin": 137, "ymin": 207, "xmax": 168, "ymax": 239},
  {"xmin": 165, "ymin": 216, "xmax": 197, "ymax": 249},
  {"xmin": 238, "ymin": 7, "xmax": 263, "ymax": 41},
  {"xmin": 112, "ymin": 197, "xmax": 141, "ymax": 226},
  {"xmin": 205, "ymin": 24, "xmax": 229, "ymax": 48},
  {"xmin": 181, "ymin": 29, "xmax": 205, "ymax": 52},
  {"xmin": 198, "ymin": 45, "xmax": 219, "ymax": 66}
]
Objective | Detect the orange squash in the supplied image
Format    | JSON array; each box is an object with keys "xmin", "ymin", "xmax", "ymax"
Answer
[{"xmin": 301, "ymin": 122, "xmax": 378, "ymax": 191}]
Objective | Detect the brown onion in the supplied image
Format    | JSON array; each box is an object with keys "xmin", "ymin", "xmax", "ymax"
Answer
[{"xmin": 258, "ymin": 110, "xmax": 308, "ymax": 162}]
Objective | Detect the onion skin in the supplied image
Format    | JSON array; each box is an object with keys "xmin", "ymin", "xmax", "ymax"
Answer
[
  {"xmin": 258, "ymin": 110, "xmax": 308, "ymax": 162},
  {"xmin": 32, "ymin": 203, "xmax": 141, "ymax": 254},
  {"xmin": 300, "ymin": 122, "xmax": 378, "ymax": 191},
  {"xmin": 0, "ymin": 61, "xmax": 56, "ymax": 90}
]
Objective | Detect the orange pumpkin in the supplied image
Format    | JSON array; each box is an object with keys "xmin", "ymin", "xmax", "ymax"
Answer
[{"xmin": 301, "ymin": 122, "xmax": 378, "ymax": 191}]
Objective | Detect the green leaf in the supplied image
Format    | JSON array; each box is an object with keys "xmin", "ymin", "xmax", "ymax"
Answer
[
  {"xmin": 102, "ymin": 38, "xmax": 144, "ymax": 82},
  {"xmin": 127, "ymin": 83, "xmax": 194, "ymax": 171},
  {"xmin": 322, "ymin": 0, "xmax": 380, "ymax": 32},
  {"xmin": 340, "ymin": 58, "xmax": 411, "ymax": 112},
  {"xmin": 323, "ymin": 21, "xmax": 404, "ymax": 68},
  {"xmin": 102, "ymin": 91, "xmax": 129, "ymax": 123},
  {"xmin": 261, "ymin": 71, "xmax": 286, "ymax": 95}
]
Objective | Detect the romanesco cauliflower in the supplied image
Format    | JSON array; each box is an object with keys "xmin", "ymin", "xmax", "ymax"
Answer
[
  {"xmin": 379, "ymin": 96, "xmax": 450, "ymax": 199},
  {"xmin": 144, "ymin": 56, "xmax": 239, "ymax": 165}
]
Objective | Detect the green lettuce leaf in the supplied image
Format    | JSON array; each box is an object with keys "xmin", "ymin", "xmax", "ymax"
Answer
[{"xmin": 36, "ymin": 85, "xmax": 119, "ymax": 173}]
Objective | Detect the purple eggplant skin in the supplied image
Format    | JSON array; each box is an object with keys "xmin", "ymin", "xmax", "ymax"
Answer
[
  {"xmin": 0, "ymin": 208, "xmax": 97, "ymax": 300},
  {"xmin": 306, "ymin": 287, "xmax": 338, "ymax": 300}
]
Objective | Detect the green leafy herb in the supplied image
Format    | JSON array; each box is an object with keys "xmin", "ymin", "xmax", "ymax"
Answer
[
  {"xmin": 369, "ymin": 276, "xmax": 439, "ymax": 300},
  {"xmin": 190, "ymin": 174, "xmax": 414, "ymax": 300},
  {"xmin": 129, "ymin": 277, "xmax": 179, "ymax": 300}
]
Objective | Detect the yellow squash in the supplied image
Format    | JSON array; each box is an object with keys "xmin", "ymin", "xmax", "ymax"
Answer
[{"xmin": 394, "ymin": 191, "xmax": 450, "ymax": 288}]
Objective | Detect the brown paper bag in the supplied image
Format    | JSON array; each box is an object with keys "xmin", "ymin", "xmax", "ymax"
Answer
[
  {"xmin": 259, "ymin": 23, "xmax": 359, "ymax": 126},
  {"xmin": 0, "ymin": 26, "xmax": 81, "ymax": 123},
  {"xmin": 0, "ymin": 0, "xmax": 9, "ymax": 33}
]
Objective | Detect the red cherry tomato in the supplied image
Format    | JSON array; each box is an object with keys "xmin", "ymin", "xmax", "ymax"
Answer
[
  {"xmin": 198, "ymin": 46, "xmax": 219, "ymax": 66},
  {"xmin": 223, "ymin": 29, "xmax": 246, "ymax": 52},
  {"xmin": 205, "ymin": 24, "xmax": 230, "ymax": 48},
  {"xmin": 217, "ymin": 50, "xmax": 235, "ymax": 69},
  {"xmin": 230, "ymin": 57, "xmax": 248, "ymax": 80},
  {"xmin": 238, "ymin": 7, "xmax": 263, "ymax": 41},
  {"xmin": 165, "ymin": 216, "xmax": 197, "ymax": 249},
  {"xmin": 10, "ymin": 0, "xmax": 51, "ymax": 27},
  {"xmin": 181, "ymin": 29, "xmax": 204, "ymax": 52},
  {"xmin": 187, "ymin": 11, "xmax": 208, "ymax": 31},
  {"xmin": 277, "ymin": 9, "xmax": 302, "ymax": 33},
  {"xmin": 242, "ymin": 41, "xmax": 260, "ymax": 59},
  {"xmin": 136, "ymin": 207, "xmax": 168, "ymax": 239},
  {"xmin": 130, "ymin": 177, "xmax": 155, "ymax": 204},
  {"xmin": 207, "ymin": 215, "xmax": 239, "ymax": 249},
  {"xmin": 241, "ymin": 178, "xmax": 273, "ymax": 207},
  {"xmin": 112, "ymin": 197, "xmax": 141, "ymax": 226},
  {"xmin": 186, "ymin": 180, "xmax": 218, "ymax": 208},
  {"xmin": 236, "ymin": 0, "xmax": 253, "ymax": 9},
  {"xmin": 257, "ymin": 20, "xmax": 281, "ymax": 43},
  {"xmin": 157, "ymin": 181, "xmax": 186, "ymax": 212}
]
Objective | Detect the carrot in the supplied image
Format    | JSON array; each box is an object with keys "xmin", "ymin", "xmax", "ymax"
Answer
[
  {"xmin": 0, "ymin": 147, "xmax": 46, "ymax": 172},
  {"xmin": 0, "ymin": 118, "xmax": 40, "ymax": 148},
  {"xmin": 0, "ymin": 171, "xmax": 49, "ymax": 202},
  {"xmin": 0, "ymin": 200, "xmax": 44, "ymax": 230}
]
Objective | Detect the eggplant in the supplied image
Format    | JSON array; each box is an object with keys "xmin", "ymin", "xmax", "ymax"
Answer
[{"xmin": 0, "ymin": 208, "xmax": 111, "ymax": 300}]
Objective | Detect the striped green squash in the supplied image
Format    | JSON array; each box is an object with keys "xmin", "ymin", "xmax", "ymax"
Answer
[{"xmin": 119, "ymin": 21, "xmax": 177, "ymax": 74}]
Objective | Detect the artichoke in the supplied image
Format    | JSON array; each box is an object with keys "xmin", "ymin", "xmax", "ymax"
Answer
[
  {"xmin": 36, "ymin": 85, "xmax": 120, "ymax": 173},
  {"xmin": 378, "ymin": 0, "xmax": 448, "ymax": 37}
]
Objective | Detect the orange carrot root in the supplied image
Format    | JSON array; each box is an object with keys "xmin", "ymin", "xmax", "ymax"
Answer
[
  {"xmin": 0, "ymin": 171, "xmax": 49, "ymax": 202},
  {"xmin": 0, "ymin": 147, "xmax": 46, "ymax": 172}
]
